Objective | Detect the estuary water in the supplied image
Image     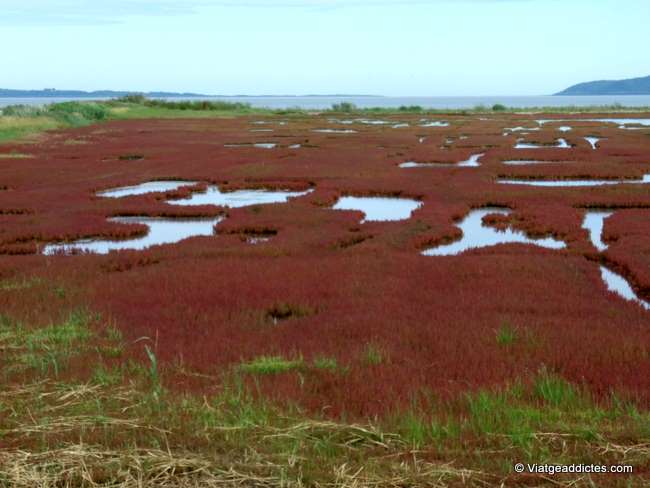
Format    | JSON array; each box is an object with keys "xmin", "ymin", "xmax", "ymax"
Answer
[{"xmin": 4, "ymin": 95, "xmax": 650, "ymax": 110}]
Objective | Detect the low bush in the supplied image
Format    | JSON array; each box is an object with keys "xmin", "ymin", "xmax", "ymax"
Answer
[{"xmin": 330, "ymin": 102, "xmax": 357, "ymax": 112}]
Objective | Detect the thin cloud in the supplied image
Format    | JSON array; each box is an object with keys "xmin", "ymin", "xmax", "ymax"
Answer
[
  {"xmin": 2, "ymin": 1, "xmax": 204, "ymax": 26},
  {"xmin": 2, "ymin": 0, "xmax": 533, "ymax": 25}
]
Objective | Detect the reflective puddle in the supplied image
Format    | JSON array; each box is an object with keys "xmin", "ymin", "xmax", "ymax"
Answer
[
  {"xmin": 400, "ymin": 161, "xmax": 453, "ymax": 168},
  {"xmin": 600, "ymin": 266, "xmax": 650, "ymax": 310},
  {"xmin": 224, "ymin": 143, "xmax": 277, "ymax": 149},
  {"xmin": 312, "ymin": 129, "xmax": 357, "ymax": 134},
  {"xmin": 355, "ymin": 119, "xmax": 390, "ymax": 125},
  {"xmin": 504, "ymin": 127, "xmax": 540, "ymax": 132},
  {"xmin": 581, "ymin": 210, "xmax": 650, "ymax": 310},
  {"xmin": 558, "ymin": 126, "xmax": 572, "ymax": 132},
  {"xmin": 43, "ymin": 216, "xmax": 222, "ymax": 255},
  {"xmin": 498, "ymin": 174, "xmax": 650, "ymax": 187},
  {"xmin": 420, "ymin": 120, "xmax": 449, "ymax": 127},
  {"xmin": 97, "ymin": 181, "xmax": 198, "ymax": 198},
  {"xmin": 515, "ymin": 138, "xmax": 570, "ymax": 149},
  {"xmin": 45, "ymin": 184, "xmax": 311, "ymax": 254},
  {"xmin": 330, "ymin": 119, "xmax": 391, "ymax": 125},
  {"xmin": 400, "ymin": 153, "xmax": 483, "ymax": 169},
  {"xmin": 332, "ymin": 196, "xmax": 422, "ymax": 222},
  {"xmin": 502, "ymin": 160, "xmax": 573, "ymax": 166},
  {"xmin": 537, "ymin": 118, "xmax": 650, "ymax": 129},
  {"xmin": 458, "ymin": 153, "xmax": 484, "ymax": 167},
  {"xmin": 585, "ymin": 137, "xmax": 600, "ymax": 149},
  {"xmin": 582, "ymin": 211, "xmax": 613, "ymax": 251},
  {"xmin": 594, "ymin": 119, "xmax": 650, "ymax": 129},
  {"xmin": 247, "ymin": 237, "xmax": 271, "ymax": 245},
  {"xmin": 422, "ymin": 208, "xmax": 566, "ymax": 256},
  {"xmin": 392, "ymin": 123, "xmax": 409, "ymax": 128},
  {"xmin": 250, "ymin": 129, "xmax": 273, "ymax": 133},
  {"xmin": 167, "ymin": 186, "xmax": 312, "ymax": 208}
]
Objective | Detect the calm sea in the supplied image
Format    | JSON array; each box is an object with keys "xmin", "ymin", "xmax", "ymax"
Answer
[{"xmin": 2, "ymin": 95, "xmax": 650, "ymax": 110}]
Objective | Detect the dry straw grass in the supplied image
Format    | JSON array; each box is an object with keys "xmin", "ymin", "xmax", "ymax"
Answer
[
  {"xmin": 0, "ymin": 445, "xmax": 490, "ymax": 488},
  {"xmin": 0, "ymin": 381, "xmax": 490, "ymax": 487}
]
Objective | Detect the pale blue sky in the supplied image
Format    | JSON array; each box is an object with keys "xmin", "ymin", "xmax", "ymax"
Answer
[{"xmin": 2, "ymin": 0, "xmax": 648, "ymax": 95}]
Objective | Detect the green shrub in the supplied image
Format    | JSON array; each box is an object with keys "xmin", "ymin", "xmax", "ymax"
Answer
[
  {"xmin": 492, "ymin": 103, "xmax": 507, "ymax": 112},
  {"xmin": 1, "ymin": 104, "xmax": 45, "ymax": 117},
  {"xmin": 116, "ymin": 93, "xmax": 147, "ymax": 104},
  {"xmin": 47, "ymin": 102, "xmax": 110, "ymax": 126},
  {"xmin": 331, "ymin": 102, "xmax": 357, "ymax": 113},
  {"xmin": 143, "ymin": 98, "xmax": 251, "ymax": 111},
  {"xmin": 398, "ymin": 105, "xmax": 423, "ymax": 112}
]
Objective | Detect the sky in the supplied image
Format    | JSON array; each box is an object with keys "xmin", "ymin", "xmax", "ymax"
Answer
[{"xmin": 1, "ymin": 0, "xmax": 649, "ymax": 96}]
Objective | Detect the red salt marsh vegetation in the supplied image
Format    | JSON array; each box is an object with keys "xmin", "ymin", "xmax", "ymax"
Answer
[{"xmin": 2, "ymin": 108, "xmax": 650, "ymax": 486}]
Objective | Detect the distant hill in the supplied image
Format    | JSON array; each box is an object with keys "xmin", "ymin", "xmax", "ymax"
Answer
[
  {"xmin": 0, "ymin": 88, "xmax": 209, "ymax": 98},
  {"xmin": 555, "ymin": 75, "xmax": 650, "ymax": 95}
]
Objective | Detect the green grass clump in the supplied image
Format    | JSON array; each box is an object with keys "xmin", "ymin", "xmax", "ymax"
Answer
[
  {"xmin": 533, "ymin": 369, "xmax": 579, "ymax": 407},
  {"xmin": 467, "ymin": 389, "xmax": 543, "ymax": 446},
  {"xmin": 0, "ymin": 152, "xmax": 34, "ymax": 159},
  {"xmin": 398, "ymin": 410, "xmax": 459, "ymax": 448},
  {"xmin": 0, "ymin": 309, "xmax": 93, "ymax": 376},
  {"xmin": 496, "ymin": 323, "xmax": 518, "ymax": 346},
  {"xmin": 0, "ymin": 115, "xmax": 62, "ymax": 143},
  {"xmin": 239, "ymin": 355, "xmax": 304, "ymax": 375},
  {"xmin": 361, "ymin": 343, "xmax": 384, "ymax": 366},
  {"xmin": 118, "ymin": 153, "xmax": 144, "ymax": 160},
  {"xmin": 312, "ymin": 356, "xmax": 338, "ymax": 371}
]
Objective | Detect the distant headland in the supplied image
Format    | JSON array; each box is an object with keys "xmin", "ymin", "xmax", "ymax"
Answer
[{"xmin": 555, "ymin": 75, "xmax": 650, "ymax": 96}]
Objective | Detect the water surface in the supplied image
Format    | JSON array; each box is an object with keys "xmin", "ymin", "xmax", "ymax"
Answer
[
  {"xmin": 43, "ymin": 216, "xmax": 222, "ymax": 255},
  {"xmin": 423, "ymin": 208, "xmax": 566, "ymax": 256},
  {"xmin": 224, "ymin": 143, "xmax": 278, "ymax": 148},
  {"xmin": 502, "ymin": 159, "xmax": 573, "ymax": 165},
  {"xmin": 499, "ymin": 174, "xmax": 650, "ymax": 187},
  {"xmin": 515, "ymin": 138, "xmax": 570, "ymax": 149},
  {"xmin": 332, "ymin": 196, "xmax": 422, "ymax": 222},
  {"xmin": 585, "ymin": 137, "xmax": 600, "ymax": 149},
  {"xmin": 537, "ymin": 118, "xmax": 650, "ymax": 128},
  {"xmin": 582, "ymin": 211, "xmax": 613, "ymax": 251},
  {"xmin": 98, "ymin": 180, "xmax": 198, "ymax": 198},
  {"xmin": 312, "ymin": 129, "xmax": 357, "ymax": 134},
  {"xmin": 6, "ymin": 95, "xmax": 650, "ymax": 110},
  {"xmin": 420, "ymin": 120, "xmax": 449, "ymax": 127},
  {"xmin": 600, "ymin": 266, "xmax": 650, "ymax": 310},
  {"xmin": 399, "ymin": 161, "xmax": 454, "ymax": 168},
  {"xmin": 504, "ymin": 127, "xmax": 540, "ymax": 132},
  {"xmin": 168, "ymin": 186, "xmax": 311, "ymax": 208},
  {"xmin": 458, "ymin": 153, "xmax": 484, "ymax": 167}
]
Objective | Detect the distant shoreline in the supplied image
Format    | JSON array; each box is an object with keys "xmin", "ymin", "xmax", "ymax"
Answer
[{"xmin": 4, "ymin": 94, "xmax": 650, "ymax": 111}]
